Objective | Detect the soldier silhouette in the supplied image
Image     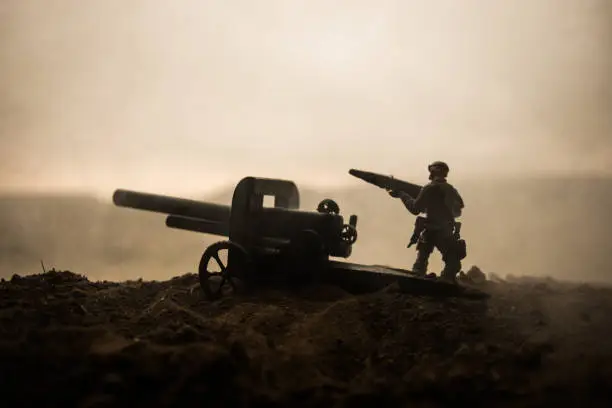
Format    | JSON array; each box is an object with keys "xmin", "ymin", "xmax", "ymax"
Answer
[{"xmin": 387, "ymin": 161, "xmax": 465, "ymax": 282}]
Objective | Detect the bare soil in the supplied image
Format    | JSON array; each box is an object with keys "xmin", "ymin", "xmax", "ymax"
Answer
[{"xmin": 1, "ymin": 270, "xmax": 611, "ymax": 407}]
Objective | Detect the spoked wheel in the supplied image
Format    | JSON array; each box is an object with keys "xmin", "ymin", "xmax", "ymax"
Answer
[
  {"xmin": 340, "ymin": 224, "xmax": 358, "ymax": 244},
  {"xmin": 198, "ymin": 240, "xmax": 252, "ymax": 300},
  {"xmin": 317, "ymin": 199, "xmax": 340, "ymax": 215}
]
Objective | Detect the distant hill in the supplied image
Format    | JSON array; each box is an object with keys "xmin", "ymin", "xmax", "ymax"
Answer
[{"xmin": 1, "ymin": 177, "xmax": 611, "ymax": 283}]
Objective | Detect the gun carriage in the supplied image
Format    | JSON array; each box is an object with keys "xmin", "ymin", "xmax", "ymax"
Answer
[{"xmin": 113, "ymin": 177, "xmax": 358, "ymax": 299}]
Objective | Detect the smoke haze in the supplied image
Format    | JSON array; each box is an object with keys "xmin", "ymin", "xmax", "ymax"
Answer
[{"xmin": 1, "ymin": 0, "xmax": 610, "ymax": 195}]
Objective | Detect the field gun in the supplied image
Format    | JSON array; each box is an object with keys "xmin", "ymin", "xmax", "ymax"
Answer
[
  {"xmin": 113, "ymin": 175, "xmax": 489, "ymax": 301},
  {"xmin": 113, "ymin": 177, "xmax": 358, "ymax": 299}
]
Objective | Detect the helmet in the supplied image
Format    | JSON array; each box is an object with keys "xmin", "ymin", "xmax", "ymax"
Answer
[{"xmin": 428, "ymin": 161, "xmax": 449, "ymax": 175}]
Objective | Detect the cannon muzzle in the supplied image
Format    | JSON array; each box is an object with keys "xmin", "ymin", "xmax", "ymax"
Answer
[
  {"xmin": 348, "ymin": 169, "xmax": 422, "ymax": 198},
  {"xmin": 112, "ymin": 189, "xmax": 231, "ymax": 224}
]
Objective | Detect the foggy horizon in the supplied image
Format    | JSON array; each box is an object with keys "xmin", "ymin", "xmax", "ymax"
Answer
[
  {"xmin": 1, "ymin": 172, "xmax": 612, "ymax": 202},
  {"xmin": 1, "ymin": 0, "xmax": 611, "ymax": 196}
]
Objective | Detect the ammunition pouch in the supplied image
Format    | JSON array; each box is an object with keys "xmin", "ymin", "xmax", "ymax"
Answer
[
  {"xmin": 453, "ymin": 222, "xmax": 466, "ymax": 259},
  {"xmin": 456, "ymin": 239, "xmax": 467, "ymax": 260},
  {"xmin": 453, "ymin": 221, "xmax": 462, "ymax": 240}
]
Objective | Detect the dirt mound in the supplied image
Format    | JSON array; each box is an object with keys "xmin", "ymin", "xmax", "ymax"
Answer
[{"xmin": 1, "ymin": 270, "xmax": 612, "ymax": 407}]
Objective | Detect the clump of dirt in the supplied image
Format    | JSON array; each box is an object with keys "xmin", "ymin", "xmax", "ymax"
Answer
[{"xmin": 1, "ymin": 270, "xmax": 612, "ymax": 407}]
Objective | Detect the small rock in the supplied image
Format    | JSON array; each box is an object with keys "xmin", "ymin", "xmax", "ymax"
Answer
[
  {"xmin": 474, "ymin": 342, "xmax": 488, "ymax": 354},
  {"xmin": 447, "ymin": 363, "xmax": 470, "ymax": 379},
  {"xmin": 466, "ymin": 266, "xmax": 487, "ymax": 284},
  {"xmin": 101, "ymin": 373, "xmax": 124, "ymax": 393},
  {"xmin": 230, "ymin": 341, "xmax": 250, "ymax": 368},
  {"xmin": 455, "ymin": 343, "xmax": 470, "ymax": 356}
]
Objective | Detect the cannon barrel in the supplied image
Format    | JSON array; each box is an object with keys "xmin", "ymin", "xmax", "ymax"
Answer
[
  {"xmin": 165, "ymin": 215, "xmax": 230, "ymax": 236},
  {"xmin": 112, "ymin": 189, "xmax": 231, "ymax": 224},
  {"xmin": 349, "ymin": 169, "xmax": 422, "ymax": 198}
]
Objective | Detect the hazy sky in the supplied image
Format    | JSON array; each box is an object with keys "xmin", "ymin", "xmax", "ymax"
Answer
[{"xmin": 1, "ymin": 0, "xmax": 610, "ymax": 195}]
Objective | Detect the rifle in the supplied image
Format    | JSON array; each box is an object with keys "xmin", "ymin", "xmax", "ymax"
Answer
[
  {"xmin": 348, "ymin": 169, "xmax": 422, "ymax": 198},
  {"xmin": 408, "ymin": 216, "xmax": 427, "ymax": 248}
]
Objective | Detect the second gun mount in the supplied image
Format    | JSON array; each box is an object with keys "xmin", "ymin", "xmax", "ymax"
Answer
[{"xmin": 113, "ymin": 177, "xmax": 359, "ymax": 299}]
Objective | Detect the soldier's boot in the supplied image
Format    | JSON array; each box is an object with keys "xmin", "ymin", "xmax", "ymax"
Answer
[
  {"xmin": 438, "ymin": 236, "xmax": 461, "ymax": 283},
  {"xmin": 440, "ymin": 259, "xmax": 461, "ymax": 283}
]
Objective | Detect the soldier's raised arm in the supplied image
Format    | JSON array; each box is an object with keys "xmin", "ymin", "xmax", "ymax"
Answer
[{"xmin": 400, "ymin": 184, "xmax": 431, "ymax": 215}]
